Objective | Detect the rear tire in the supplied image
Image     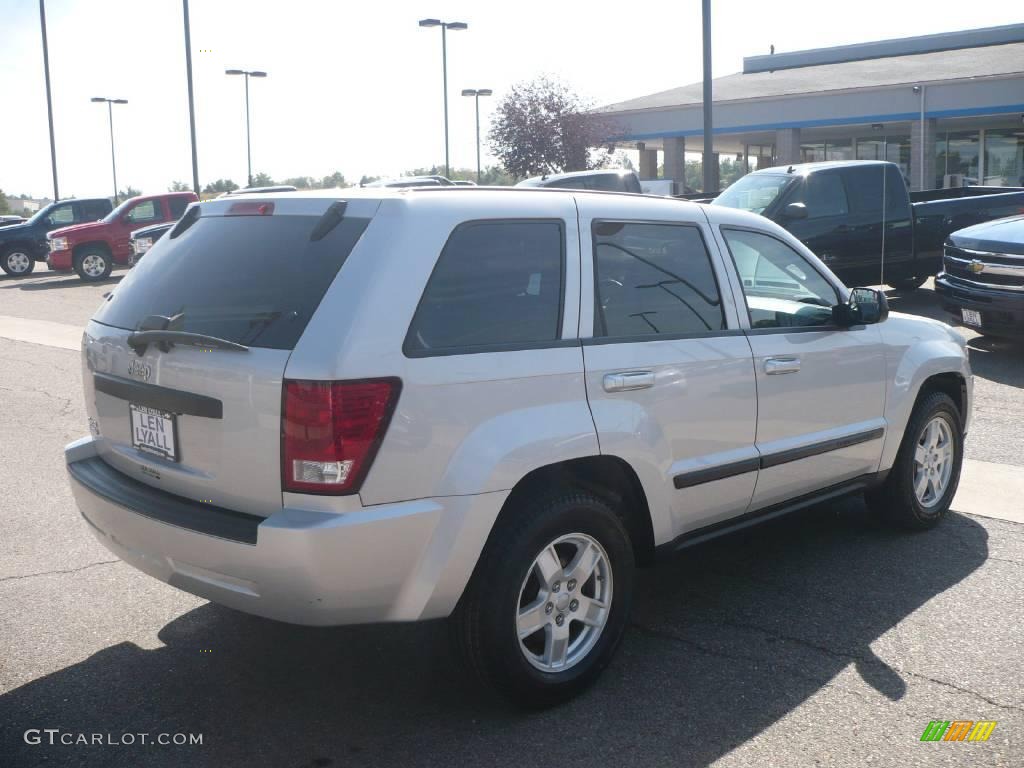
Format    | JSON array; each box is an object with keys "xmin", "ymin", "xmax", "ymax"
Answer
[
  {"xmin": 451, "ymin": 490, "xmax": 635, "ymax": 708},
  {"xmin": 74, "ymin": 248, "xmax": 112, "ymax": 281},
  {"xmin": 866, "ymin": 392, "xmax": 963, "ymax": 530},
  {"xmin": 1, "ymin": 246, "xmax": 35, "ymax": 276},
  {"xmin": 892, "ymin": 276, "xmax": 926, "ymax": 292}
]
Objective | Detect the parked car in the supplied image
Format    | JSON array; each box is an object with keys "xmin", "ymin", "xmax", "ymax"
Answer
[
  {"xmin": 46, "ymin": 191, "xmax": 198, "ymax": 281},
  {"xmin": 712, "ymin": 160, "xmax": 1024, "ymax": 290},
  {"xmin": 0, "ymin": 215, "xmax": 27, "ymax": 228},
  {"xmin": 517, "ymin": 169, "xmax": 643, "ymax": 194},
  {"xmin": 128, "ymin": 221, "xmax": 175, "ymax": 265},
  {"xmin": 65, "ymin": 187, "xmax": 971, "ymax": 706},
  {"xmin": 935, "ymin": 214, "xmax": 1024, "ymax": 339},
  {"xmin": 0, "ymin": 197, "xmax": 113, "ymax": 276}
]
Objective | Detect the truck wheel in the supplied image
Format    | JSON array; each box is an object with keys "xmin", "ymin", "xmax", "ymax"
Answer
[
  {"xmin": 74, "ymin": 248, "xmax": 112, "ymax": 281},
  {"xmin": 866, "ymin": 392, "xmax": 963, "ymax": 530},
  {"xmin": 892, "ymin": 276, "xmax": 926, "ymax": 292},
  {"xmin": 451, "ymin": 490, "xmax": 635, "ymax": 708},
  {"xmin": 1, "ymin": 247, "xmax": 36, "ymax": 276}
]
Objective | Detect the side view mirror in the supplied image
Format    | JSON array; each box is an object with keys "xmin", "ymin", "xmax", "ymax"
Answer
[
  {"xmin": 782, "ymin": 202, "xmax": 808, "ymax": 219},
  {"xmin": 833, "ymin": 287, "xmax": 889, "ymax": 326}
]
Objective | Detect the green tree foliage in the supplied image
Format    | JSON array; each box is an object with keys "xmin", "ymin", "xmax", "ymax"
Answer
[
  {"xmin": 358, "ymin": 174, "xmax": 381, "ymax": 186},
  {"xmin": 168, "ymin": 181, "xmax": 191, "ymax": 192},
  {"xmin": 282, "ymin": 176, "xmax": 316, "ymax": 189},
  {"xmin": 202, "ymin": 179, "xmax": 239, "ymax": 194},
  {"xmin": 117, "ymin": 186, "xmax": 142, "ymax": 201},
  {"xmin": 320, "ymin": 171, "xmax": 346, "ymax": 188},
  {"xmin": 250, "ymin": 172, "xmax": 275, "ymax": 187},
  {"xmin": 487, "ymin": 76, "xmax": 617, "ymax": 178},
  {"xmin": 0, "ymin": 190, "xmax": 9, "ymax": 215}
]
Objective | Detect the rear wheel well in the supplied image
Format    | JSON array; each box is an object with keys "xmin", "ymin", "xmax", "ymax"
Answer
[
  {"xmin": 916, "ymin": 372, "xmax": 967, "ymax": 429},
  {"xmin": 499, "ymin": 456, "xmax": 655, "ymax": 567}
]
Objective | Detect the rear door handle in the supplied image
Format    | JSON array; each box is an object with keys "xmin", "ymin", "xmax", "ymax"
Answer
[
  {"xmin": 603, "ymin": 371, "xmax": 655, "ymax": 392},
  {"xmin": 764, "ymin": 357, "xmax": 801, "ymax": 375}
]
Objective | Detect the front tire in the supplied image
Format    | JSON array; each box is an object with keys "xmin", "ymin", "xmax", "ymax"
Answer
[
  {"xmin": 866, "ymin": 392, "xmax": 963, "ymax": 529},
  {"xmin": 1, "ymin": 246, "xmax": 36, "ymax": 276},
  {"xmin": 451, "ymin": 491, "xmax": 635, "ymax": 708},
  {"xmin": 74, "ymin": 248, "xmax": 112, "ymax": 281}
]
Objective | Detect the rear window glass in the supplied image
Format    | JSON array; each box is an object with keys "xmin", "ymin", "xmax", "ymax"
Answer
[
  {"xmin": 92, "ymin": 213, "xmax": 370, "ymax": 350},
  {"xmin": 405, "ymin": 220, "xmax": 564, "ymax": 354}
]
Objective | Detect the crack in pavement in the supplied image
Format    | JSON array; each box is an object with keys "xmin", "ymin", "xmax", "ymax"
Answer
[
  {"xmin": 0, "ymin": 559, "xmax": 119, "ymax": 584},
  {"xmin": 631, "ymin": 617, "xmax": 1024, "ymax": 714}
]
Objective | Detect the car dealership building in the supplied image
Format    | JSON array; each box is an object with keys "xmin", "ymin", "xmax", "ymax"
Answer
[{"xmin": 600, "ymin": 24, "xmax": 1024, "ymax": 192}]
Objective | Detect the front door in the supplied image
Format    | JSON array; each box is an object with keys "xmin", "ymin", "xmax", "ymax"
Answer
[
  {"xmin": 578, "ymin": 198, "xmax": 759, "ymax": 544},
  {"xmin": 717, "ymin": 226, "xmax": 887, "ymax": 510}
]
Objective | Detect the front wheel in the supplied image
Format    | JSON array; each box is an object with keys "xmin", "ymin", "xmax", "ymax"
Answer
[
  {"xmin": 74, "ymin": 248, "xmax": 112, "ymax": 281},
  {"xmin": 451, "ymin": 491, "xmax": 635, "ymax": 707},
  {"xmin": 1, "ymin": 247, "xmax": 36, "ymax": 276},
  {"xmin": 866, "ymin": 391, "xmax": 963, "ymax": 529}
]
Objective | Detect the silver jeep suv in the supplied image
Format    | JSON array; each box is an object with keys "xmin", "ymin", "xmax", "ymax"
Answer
[{"xmin": 66, "ymin": 188, "xmax": 971, "ymax": 705}]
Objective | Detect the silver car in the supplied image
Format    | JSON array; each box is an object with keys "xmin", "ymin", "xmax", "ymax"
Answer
[{"xmin": 66, "ymin": 188, "xmax": 971, "ymax": 706}]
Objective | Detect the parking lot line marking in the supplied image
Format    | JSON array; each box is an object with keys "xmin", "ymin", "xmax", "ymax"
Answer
[
  {"xmin": 0, "ymin": 314, "xmax": 82, "ymax": 351},
  {"xmin": 953, "ymin": 458, "xmax": 1024, "ymax": 525}
]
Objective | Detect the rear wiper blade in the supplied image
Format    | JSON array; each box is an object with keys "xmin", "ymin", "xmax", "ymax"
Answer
[{"xmin": 127, "ymin": 330, "xmax": 249, "ymax": 356}]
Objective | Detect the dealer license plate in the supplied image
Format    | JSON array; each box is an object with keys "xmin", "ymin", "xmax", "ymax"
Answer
[
  {"xmin": 961, "ymin": 309, "xmax": 982, "ymax": 327},
  {"xmin": 129, "ymin": 403, "xmax": 178, "ymax": 461}
]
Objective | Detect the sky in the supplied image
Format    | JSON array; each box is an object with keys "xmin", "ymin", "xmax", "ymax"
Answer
[{"xmin": 1, "ymin": 0, "xmax": 1021, "ymax": 199}]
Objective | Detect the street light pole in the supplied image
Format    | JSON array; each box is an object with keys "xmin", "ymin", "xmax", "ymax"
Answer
[
  {"xmin": 462, "ymin": 89, "xmax": 492, "ymax": 183},
  {"xmin": 39, "ymin": 0, "xmax": 59, "ymax": 201},
  {"xmin": 182, "ymin": 0, "xmax": 200, "ymax": 195},
  {"xmin": 419, "ymin": 19, "xmax": 467, "ymax": 179},
  {"xmin": 226, "ymin": 69, "xmax": 267, "ymax": 187},
  {"xmin": 91, "ymin": 97, "xmax": 128, "ymax": 203},
  {"xmin": 701, "ymin": 0, "xmax": 714, "ymax": 194}
]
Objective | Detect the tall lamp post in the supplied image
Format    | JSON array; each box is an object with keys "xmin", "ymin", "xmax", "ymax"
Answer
[
  {"xmin": 225, "ymin": 68, "xmax": 267, "ymax": 187},
  {"xmin": 461, "ymin": 89, "xmax": 492, "ymax": 183},
  {"xmin": 90, "ymin": 97, "xmax": 128, "ymax": 204},
  {"xmin": 39, "ymin": 0, "xmax": 59, "ymax": 201},
  {"xmin": 418, "ymin": 18, "xmax": 467, "ymax": 179}
]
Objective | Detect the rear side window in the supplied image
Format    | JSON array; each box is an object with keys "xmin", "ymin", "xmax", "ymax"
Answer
[
  {"xmin": 593, "ymin": 221, "xmax": 725, "ymax": 338},
  {"xmin": 404, "ymin": 220, "xmax": 564, "ymax": 355},
  {"xmin": 168, "ymin": 196, "xmax": 190, "ymax": 219},
  {"xmin": 79, "ymin": 200, "xmax": 111, "ymax": 221},
  {"xmin": 126, "ymin": 200, "xmax": 162, "ymax": 223},
  {"xmin": 792, "ymin": 173, "xmax": 848, "ymax": 219},
  {"xmin": 92, "ymin": 212, "xmax": 370, "ymax": 350}
]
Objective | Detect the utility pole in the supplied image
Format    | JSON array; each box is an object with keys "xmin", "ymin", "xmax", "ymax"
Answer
[
  {"xmin": 183, "ymin": 0, "xmax": 200, "ymax": 195},
  {"xmin": 40, "ymin": 0, "xmax": 59, "ymax": 200},
  {"xmin": 701, "ymin": 0, "xmax": 714, "ymax": 194}
]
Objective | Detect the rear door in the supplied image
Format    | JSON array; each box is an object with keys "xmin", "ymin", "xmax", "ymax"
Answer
[
  {"xmin": 716, "ymin": 224, "xmax": 886, "ymax": 510},
  {"xmin": 578, "ymin": 197, "xmax": 758, "ymax": 542},
  {"xmin": 82, "ymin": 197, "xmax": 378, "ymax": 516}
]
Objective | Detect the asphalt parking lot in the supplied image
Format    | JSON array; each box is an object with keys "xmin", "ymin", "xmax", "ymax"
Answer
[{"xmin": 1, "ymin": 267, "xmax": 1022, "ymax": 767}]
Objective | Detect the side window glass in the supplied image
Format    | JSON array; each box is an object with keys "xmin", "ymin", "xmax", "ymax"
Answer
[
  {"xmin": 125, "ymin": 200, "xmax": 160, "ymax": 223},
  {"xmin": 799, "ymin": 173, "xmax": 848, "ymax": 218},
  {"xmin": 593, "ymin": 222, "xmax": 725, "ymax": 337},
  {"xmin": 168, "ymin": 197, "xmax": 190, "ymax": 219},
  {"xmin": 46, "ymin": 204, "xmax": 75, "ymax": 227},
  {"xmin": 723, "ymin": 229, "xmax": 839, "ymax": 329},
  {"xmin": 405, "ymin": 220, "xmax": 564, "ymax": 354}
]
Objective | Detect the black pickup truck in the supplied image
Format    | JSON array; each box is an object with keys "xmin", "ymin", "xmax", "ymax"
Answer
[
  {"xmin": 712, "ymin": 160, "xmax": 1024, "ymax": 289},
  {"xmin": 0, "ymin": 197, "xmax": 113, "ymax": 276}
]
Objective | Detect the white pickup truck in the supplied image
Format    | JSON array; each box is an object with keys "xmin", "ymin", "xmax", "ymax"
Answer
[{"xmin": 66, "ymin": 187, "xmax": 971, "ymax": 706}]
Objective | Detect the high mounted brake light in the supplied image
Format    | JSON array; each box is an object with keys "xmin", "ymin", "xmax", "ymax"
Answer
[
  {"xmin": 282, "ymin": 378, "xmax": 401, "ymax": 495},
  {"xmin": 227, "ymin": 201, "xmax": 275, "ymax": 216}
]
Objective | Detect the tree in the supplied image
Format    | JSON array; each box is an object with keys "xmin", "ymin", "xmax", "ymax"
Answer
[
  {"xmin": 319, "ymin": 171, "xmax": 346, "ymax": 188},
  {"xmin": 168, "ymin": 181, "xmax": 191, "ymax": 192},
  {"xmin": 358, "ymin": 174, "xmax": 381, "ymax": 186},
  {"xmin": 282, "ymin": 176, "xmax": 316, "ymax": 189},
  {"xmin": 0, "ymin": 190, "xmax": 9, "ymax": 215},
  {"xmin": 203, "ymin": 179, "xmax": 239, "ymax": 194},
  {"xmin": 487, "ymin": 76, "xmax": 617, "ymax": 178},
  {"xmin": 118, "ymin": 186, "xmax": 141, "ymax": 200},
  {"xmin": 251, "ymin": 172, "xmax": 275, "ymax": 187}
]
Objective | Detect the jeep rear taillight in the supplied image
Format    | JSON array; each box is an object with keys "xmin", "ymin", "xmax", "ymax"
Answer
[{"xmin": 282, "ymin": 379, "xmax": 401, "ymax": 495}]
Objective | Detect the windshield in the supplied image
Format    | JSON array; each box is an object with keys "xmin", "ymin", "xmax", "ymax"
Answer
[
  {"xmin": 92, "ymin": 212, "xmax": 370, "ymax": 350},
  {"xmin": 101, "ymin": 198, "xmax": 138, "ymax": 223},
  {"xmin": 713, "ymin": 174, "xmax": 794, "ymax": 214}
]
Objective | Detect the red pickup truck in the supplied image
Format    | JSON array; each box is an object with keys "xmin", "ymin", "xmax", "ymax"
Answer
[{"xmin": 47, "ymin": 192, "xmax": 197, "ymax": 281}]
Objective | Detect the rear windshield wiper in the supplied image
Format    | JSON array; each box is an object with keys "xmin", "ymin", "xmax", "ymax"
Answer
[{"xmin": 127, "ymin": 330, "xmax": 249, "ymax": 356}]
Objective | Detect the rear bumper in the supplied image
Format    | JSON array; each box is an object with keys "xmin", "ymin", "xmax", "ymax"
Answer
[
  {"xmin": 935, "ymin": 273, "xmax": 1024, "ymax": 338},
  {"xmin": 65, "ymin": 436, "xmax": 507, "ymax": 626}
]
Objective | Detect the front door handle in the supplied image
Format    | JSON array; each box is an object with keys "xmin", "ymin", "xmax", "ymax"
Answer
[
  {"xmin": 764, "ymin": 357, "xmax": 801, "ymax": 375},
  {"xmin": 603, "ymin": 371, "xmax": 655, "ymax": 392}
]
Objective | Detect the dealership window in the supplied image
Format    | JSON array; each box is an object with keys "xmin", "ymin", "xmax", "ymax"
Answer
[
  {"xmin": 801, "ymin": 140, "xmax": 852, "ymax": 163},
  {"xmin": 935, "ymin": 131, "xmax": 980, "ymax": 188},
  {"xmin": 855, "ymin": 135, "xmax": 910, "ymax": 184},
  {"xmin": 984, "ymin": 129, "xmax": 1024, "ymax": 187}
]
